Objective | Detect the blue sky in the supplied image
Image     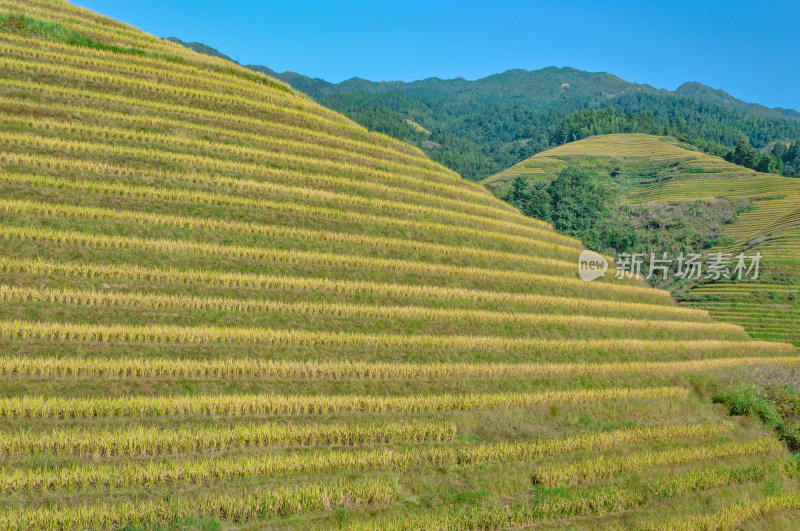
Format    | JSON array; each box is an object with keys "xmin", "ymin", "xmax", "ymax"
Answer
[{"xmin": 76, "ymin": 0, "xmax": 799, "ymax": 110}]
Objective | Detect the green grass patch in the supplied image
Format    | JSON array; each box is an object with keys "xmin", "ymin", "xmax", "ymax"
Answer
[
  {"xmin": 0, "ymin": 12, "xmax": 148, "ymax": 55},
  {"xmin": 0, "ymin": 12, "xmax": 291, "ymax": 93},
  {"xmin": 713, "ymin": 387, "xmax": 782, "ymax": 428},
  {"xmin": 714, "ymin": 385, "xmax": 800, "ymax": 453}
]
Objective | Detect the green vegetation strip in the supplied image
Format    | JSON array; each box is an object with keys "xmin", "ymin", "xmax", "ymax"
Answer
[
  {"xmin": 0, "ymin": 12, "xmax": 292, "ymax": 92},
  {"xmin": 714, "ymin": 386, "xmax": 800, "ymax": 452},
  {"xmin": 0, "ymin": 422, "xmax": 730, "ymax": 493},
  {"xmin": 0, "ymin": 13, "xmax": 152, "ymax": 57}
]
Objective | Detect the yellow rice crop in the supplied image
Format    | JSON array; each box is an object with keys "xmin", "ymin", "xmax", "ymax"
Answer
[
  {"xmin": 0, "ymin": 55, "xmax": 374, "ymax": 137},
  {"xmin": 0, "ymin": 387, "xmax": 691, "ymax": 419},
  {"xmin": 0, "ymin": 40, "xmax": 345, "ymax": 117},
  {"xmin": 0, "ymin": 4, "xmax": 428, "ymax": 161},
  {"xmin": 532, "ymin": 438, "xmax": 782, "ymax": 486},
  {"xmin": 1, "ymin": 114, "xmax": 508, "ymax": 219},
  {"xmin": 0, "ymin": 132, "xmax": 554, "ymax": 239},
  {"xmin": 347, "ymin": 464, "xmax": 770, "ymax": 531},
  {"xmin": 0, "ymin": 121, "xmax": 482, "ymax": 217},
  {"xmin": 0, "ymin": 164, "xmax": 574, "ymax": 252},
  {"xmin": 1, "ymin": 319, "xmax": 774, "ymax": 353},
  {"xmin": 0, "ymin": 224, "xmax": 656, "ymax": 298},
  {"xmin": 645, "ymin": 493, "xmax": 800, "ymax": 531},
  {"xmin": 1, "ymin": 3, "xmax": 793, "ymax": 524},
  {"xmin": 0, "ymin": 477, "xmax": 397, "ymax": 530},
  {"xmin": 0, "ymin": 2, "xmax": 427, "ymax": 161},
  {"xmin": 0, "ymin": 39, "xmax": 380, "ymax": 123},
  {"xmin": 0, "ymin": 355, "xmax": 792, "ymax": 381},
  {"xmin": 0, "ymin": 78, "xmax": 449, "ymax": 177},
  {"xmin": 0, "ymin": 284, "xmax": 739, "ymax": 334},
  {"xmin": 1, "ymin": 0, "xmax": 311, "ymax": 87},
  {"xmin": 0, "ymin": 9, "xmax": 439, "ymax": 159},
  {"xmin": 0, "ymin": 35, "xmax": 382, "ymax": 144},
  {"xmin": 0, "ymin": 257, "xmax": 716, "ymax": 319},
  {"xmin": 0, "ymin": 92, "xmax": 459, "ymax": 185},
  {"xmin": 0, "ymin": 196, "xmax": 582, "ymax": 278},
  {"xmin": 0, "ymin": 0, "xmax": 185, "ymax": 50},
  {"xmin": 0, "ymin": 422, "xmax": 729, "ymax": 493},
  {"xmin": 0, "ymin": 196, "xmax": 575, "ymax": 270},
  {"xmin": 0, "ymin": 421, "xmax": 456, "ymax": 457}
]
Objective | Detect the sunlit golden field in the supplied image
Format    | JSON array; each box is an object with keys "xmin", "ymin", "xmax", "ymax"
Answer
[{"xmin": 1, "ymin": 2, "xmax": 800, "ymax": 529}]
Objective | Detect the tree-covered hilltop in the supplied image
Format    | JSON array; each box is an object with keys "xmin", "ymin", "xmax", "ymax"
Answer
[
  {"xmin": 285, "ymin": 69, "xmax": 800, "ymax": 181},
  {"xmin": 554, "ymin": 108, "xmax": 793, "ymax": 176},
  {"xmin": 328, "ymin": 90, "xmax": 800, "ymax": 181}
]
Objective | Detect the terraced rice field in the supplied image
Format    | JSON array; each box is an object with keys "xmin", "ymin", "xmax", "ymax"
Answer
[
  {"xmin": 1, "ymin": 3, "xmax": 800, "ymax": 529},
  {"xmin": 485, "ymin": 134, "xmax": 800, "ymax": 348}
]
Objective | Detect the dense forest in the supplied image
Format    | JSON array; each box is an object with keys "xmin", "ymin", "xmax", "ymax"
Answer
[
  {"xmin": 772, "ymin": 140, "xmax": 800, "ymax": 176},
  {"xmin": 320, "ymin": 93, "xmax": 800, "ymax": 180},
  {"xmin": 172, "ymin": 41, "xmax": 800, "ymax": 180}
]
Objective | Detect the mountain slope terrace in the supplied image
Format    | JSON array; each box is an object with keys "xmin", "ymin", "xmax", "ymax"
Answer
[
  {"xmin": 485, "ymin": 134, "xmax": 800, "ymax": 348},
  {"xmin": 0, "ymin": 1, "xmax": 799, "ymax": 529}
]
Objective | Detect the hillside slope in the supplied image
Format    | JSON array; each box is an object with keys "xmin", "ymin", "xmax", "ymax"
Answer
[
  {"xmin": 166, "ymin": 39, "xmax": 800, "ymax": 181},
  {"xmin": 1, "ymin": 2, "xmax": 800, "ymax": 529},
  {"xmin": 485, "ymin": 134, "xmax": 800, "ymax": 348}
]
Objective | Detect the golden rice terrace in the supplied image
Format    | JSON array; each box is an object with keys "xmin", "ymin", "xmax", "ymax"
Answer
[
  {"xmin": 485, "ymin": 134, "xmax": 800, "ymax": 349},
  {"xmin": 0, "ymin": 1, "xmax": 800, "ymax": 529}
]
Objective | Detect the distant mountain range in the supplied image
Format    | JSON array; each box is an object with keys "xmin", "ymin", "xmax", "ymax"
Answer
[
  {"xmin": 256, "ymin": 68, "xmax": 800, "ymax": 122},
  {"xmin": 167, "ymin": 38, "xmax": 800, "ymax": 180}
]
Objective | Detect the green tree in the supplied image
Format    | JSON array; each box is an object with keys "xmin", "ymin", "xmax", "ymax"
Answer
[
  {"xmin": 728, "ymin": 139, "xmax": 783, "ymax": 173},
  {"xmin": 732, "ymin": 139, "xmax": 759, "ymax": 168},
  {"xmin": 779, "ymin": 141, "xmax": 800, "ymax": 177},
  {"xmin": 772, "ymin": 142, "xmax": 789, "ymax": 159},
  {"xmin": 506, "ymin": 176, "xmax": 531, "ymax": 209},
  {"xmin": 547, "ymin": 166, "xmax": 611, "ymax": 235},
  {"xmin": 522, "ymin": 186, "xmax": 553, "ymax": 222}
]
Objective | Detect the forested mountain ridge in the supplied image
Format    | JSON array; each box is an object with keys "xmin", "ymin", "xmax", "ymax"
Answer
[
  {"xmin": 169, "ymin": 39, "xmax": 800, "ymax": 180},
  {"xmin": 673, "ymin": 82, "xmax": 800, "ymax": 121},
  {"xmin": 164, "ymin": 37, "xmax": 236, "ymax": 62}
]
